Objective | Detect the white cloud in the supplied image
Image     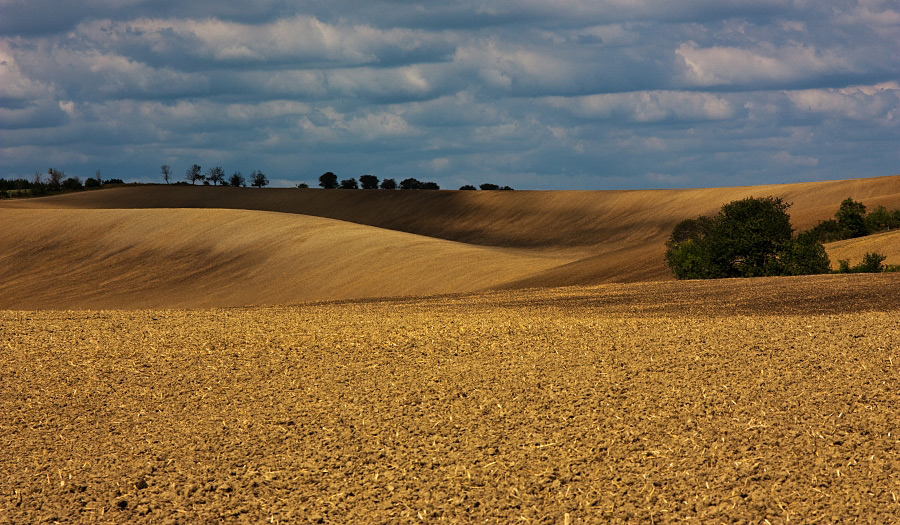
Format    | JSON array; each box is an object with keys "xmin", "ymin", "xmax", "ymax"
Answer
[
  {"xmin": 77, "ymin": 15, "xmax": 453, "ymax": 66},
  {"xmin": 545, "ymin": 91, "xmax": 736, "ymax": 122},
  {"xmin": 786, "ymin": 83, "xmax": 900, "ymax": 120},
  {"xmin": 346, "ymin": 110, "xmax": 417, "ymax": 140},
  {"xmin": 0, "ymin": 41, "xmax": 55, "ymax": 101},
  {"xmin": 676, "ymin": 41, "xmax": 853, "ymax": 88},
  {"xmin": 453, "ymin": 40, "xmax": 578, "ymax": 91}
]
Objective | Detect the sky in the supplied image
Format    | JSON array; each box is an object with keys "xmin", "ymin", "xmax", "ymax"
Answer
[{"xmin": 1, "ymin": 0, "xmax": 899, "ymax": 190}]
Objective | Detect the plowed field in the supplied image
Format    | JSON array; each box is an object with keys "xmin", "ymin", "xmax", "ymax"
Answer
[{"xmin": 3, "ymin": 274, "xmax": 900, "ymax": 523}]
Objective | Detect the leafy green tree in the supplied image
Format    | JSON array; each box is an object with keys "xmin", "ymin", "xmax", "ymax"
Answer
[
  {"xmin": 340, "ymin": 178, "xmax": 359, "ymax": 189},
  {"xmin": 297, "ymin": 183, "xmax": 309, "ymax": 188},
  {"xmin": 864, "ymin": 205, "xmax": 899, "ymax": 232},
  {"xmin": 359, "ymin": 174, "xmax": 379, "ymax": 189},
  {"xmin": 856, "ymin": 252, "xmax": 886, "ymax": 273},
  {"xmin": 708, "ymin": 196, "xmax": 793, "ymax": 277},
  {"xmin": 380, "ymin": 178, "xmax": 397, "ymax": 190},
  {"xmin": 480, "ymin": 183, "xmax": 500, "ymax": 190},
  {"xmin": 783, "ymin": 231, "xmax": 832, "ymax": 275},
  {"xmin": 806, "ymin": 218, "xmax": 842, "ymax": 242},
  {"xmin": 666, "ymin": 196, "xmax": 829, "ymax": 279},
  {"xmin": 664, "ymin": 217, "xmax": 717, "ymax": 279},
  {"xmin": 319, "ymin": 172, "xmax": 338, "ymax": 189},
  {"xmin": 835, "ymin": 197, "xmax": 868, "ymax": 238},
  {"xmin": 460, "ymin": 185, "xmax": 477, "ymax": 190}
]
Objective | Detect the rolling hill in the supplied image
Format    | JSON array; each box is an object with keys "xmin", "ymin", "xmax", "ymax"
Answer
[{"xmin": 2, "ymin": 175, "xmax": 899, "ymax": 309}]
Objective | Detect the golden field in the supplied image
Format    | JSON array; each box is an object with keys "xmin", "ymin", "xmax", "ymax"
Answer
[
  {"xmin": 2, "ymin": 177, "xmax": 900, "ymax": 522},
  {"xmin": 3, "ymin": 276, "xmax": 900, "ymax": 522}
]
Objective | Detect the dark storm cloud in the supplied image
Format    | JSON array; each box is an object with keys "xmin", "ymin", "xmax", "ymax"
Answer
[{"xmin": 1, "ymin": 0, "xmax": 898, "ymax": 188}]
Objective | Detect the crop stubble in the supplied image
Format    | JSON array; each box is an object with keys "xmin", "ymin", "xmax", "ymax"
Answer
[{"xmin": 2, "ymin": 275, "xmax": 900, "ymax": 523}]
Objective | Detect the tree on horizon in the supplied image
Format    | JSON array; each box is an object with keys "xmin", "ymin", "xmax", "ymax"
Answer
[
  {"xmin": 186, "ymin": 164, "xmax": 202, "ymax": 185},
  {"xmin": 229, "ymin": 171, "xmax": 246, "ymax": 187},
  {"xmin": 319, "ymin": 172, "xmax": 338, "ymax": 189},
  {"xmin": 250, "ymin": 170, "xmax": 269, "ymax": 188},
  {"xmin": 359, "ymin": 174, "xmax": 379, "ymax": 189},
  {"xmin": 206, "ymin": 166, "xmax": 225, "ymax": 186}
]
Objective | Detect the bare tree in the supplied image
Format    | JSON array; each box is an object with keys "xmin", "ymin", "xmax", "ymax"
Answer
[
  {"xmin": 206, "ymin": 166, "xmax": 225, "ymax": 186},
  {"xmin": 47, "ymin": 168, "xmax": 65, "ymax": 188},
  {"xmin": 250, "ymin": 170, "xmax": 269, "ymax": 188},
  {"xmin": 32, "ymin": 170, "xmax": 43, "ymax": 186},
  {"xmin": 161, "ymin": 164, "xmax": 171, "ymax": 184},
  {"xmin": 185, "ymin": 164, "xmax": 202, "ymax": 185}
]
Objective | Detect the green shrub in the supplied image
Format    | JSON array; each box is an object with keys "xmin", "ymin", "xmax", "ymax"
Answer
[
  {"xmin": 856, "ymin": 252, "xmax": 886, "ymax": 273},
  {"xmin": 838, "ymin": 259, "xmax": 851, "ymax": 273},
  {"xmin": 665, "ymin": 196, "xmax": 830, "ymax": 279}
]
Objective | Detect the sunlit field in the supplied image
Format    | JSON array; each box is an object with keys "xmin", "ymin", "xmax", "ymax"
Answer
[{"xmin": 3, "ymin": 276, "xmax": 900, "ymax": 522}]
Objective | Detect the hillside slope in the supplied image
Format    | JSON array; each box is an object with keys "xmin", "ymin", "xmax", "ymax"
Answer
[
  {"xmin": 2, "ymin": 175, "xmax": 899, "ymax": 308},
  {"xmin": 0, "ymin": 209, "xmax": 574, "ymax": 309},
  {"xmin": 824, "ymin": 230, "xmax": 900, "ymax": 269},
  {"xmin": 6, "ymin": 175, "xmax": 900, "ymax": 247}
]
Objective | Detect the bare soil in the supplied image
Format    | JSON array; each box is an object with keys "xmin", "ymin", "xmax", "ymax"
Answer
[{"xmin": 3, "ymin": 274, "xmax": 900, "ymax": 523}]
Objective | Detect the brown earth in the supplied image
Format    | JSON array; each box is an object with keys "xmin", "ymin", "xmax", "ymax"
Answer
[
  {"xmin": 2, "ymin": 175, "xmax": 900, "ymax": 309},
  {"xmin": 3, "ymin": 274, "xmax": 900, "ymax": 523}
]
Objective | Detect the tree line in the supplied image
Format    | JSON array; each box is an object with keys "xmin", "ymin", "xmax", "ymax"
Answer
[
  {"xmin": 804, "ymin": 197, "xmax": 900, "ymax": 242},
  {"xmin": 161, "ymin": 164, "xmax": 269, "ymax": 188},
  {"xmin": 665, "ymin": 196, "xmax": 899, "ymax": 279},
  {"xmin": 314, "ymin": 172, "xmax": 513, "ymax": 191},
  {"xmin": 0, "ymin": 169, "xmax": 124, "ymax": 198}
]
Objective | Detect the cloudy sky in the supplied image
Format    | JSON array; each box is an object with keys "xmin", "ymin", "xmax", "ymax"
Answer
[{"xmin": 1, "ymin": 0, "xmax": 898, "ymax": 189}]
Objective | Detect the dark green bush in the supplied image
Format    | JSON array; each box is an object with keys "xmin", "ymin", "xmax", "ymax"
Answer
[
  {"xmin": 62, "ymin": 177, "xmax": 83, "ymax": 190},
  {"xmin": 856, "ymin": 252, "xmax": 887, "ymax": 273},
  {"xmin": 666, "ymin": 196, "xmax": 830, "ymax": 279}
]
